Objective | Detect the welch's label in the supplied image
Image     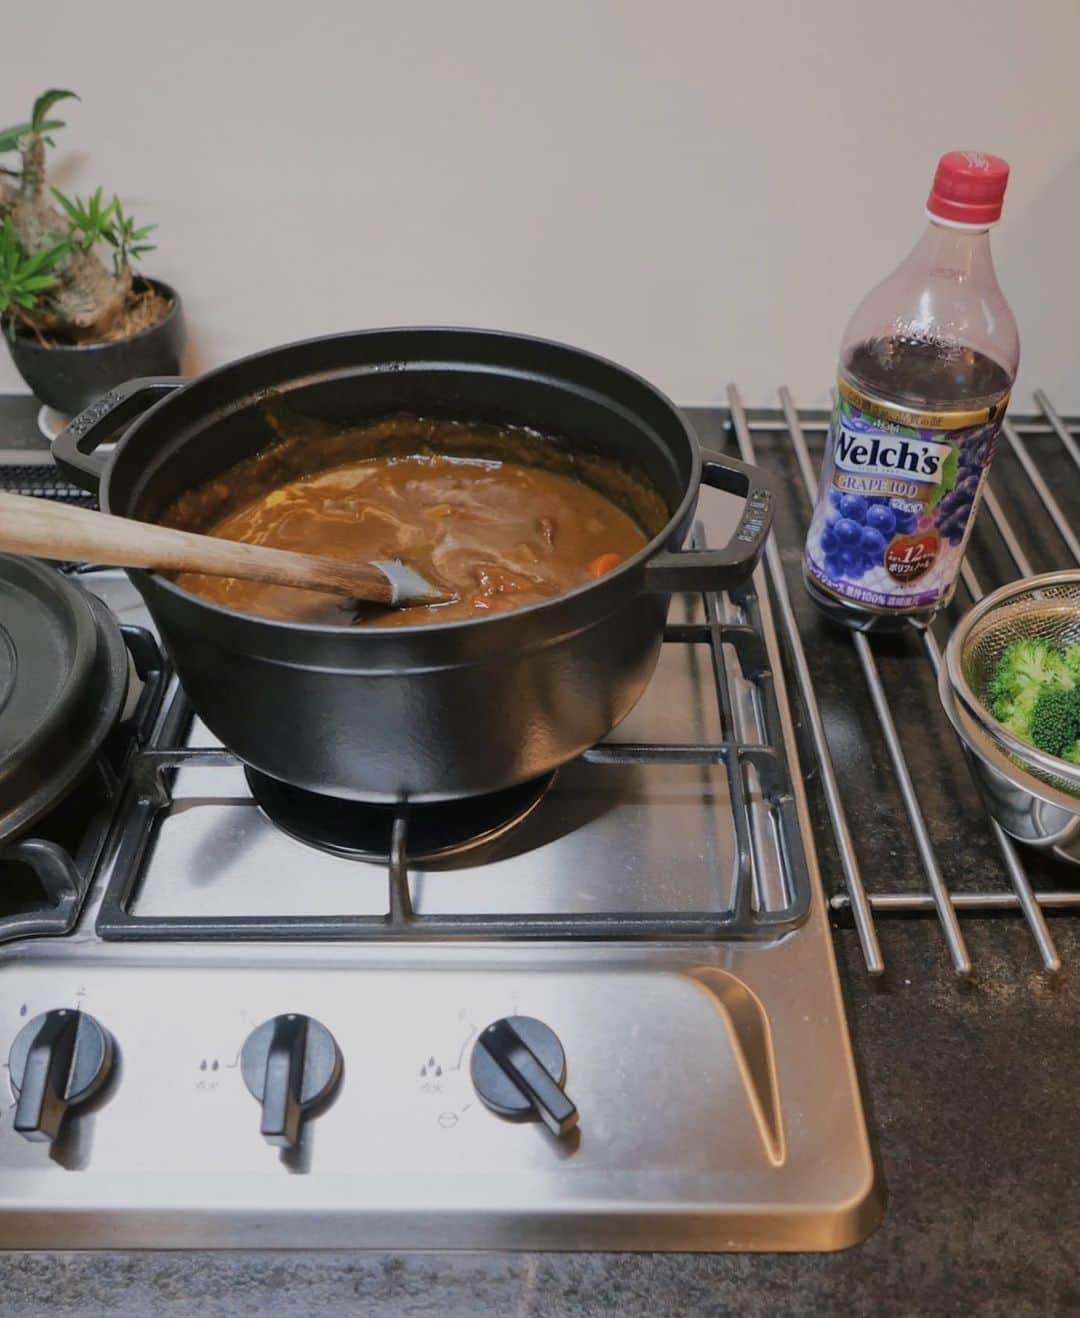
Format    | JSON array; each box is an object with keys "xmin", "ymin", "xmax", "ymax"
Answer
[
  {"xmin": 832, "ymin": 426, "xmax": 952, "ymax": 483},
  {"xmin": 803, "ymin": 379, "xmax": 1008, "ymax": 614}
]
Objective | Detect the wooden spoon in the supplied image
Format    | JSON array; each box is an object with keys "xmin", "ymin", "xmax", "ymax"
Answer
[{"xmin": 0, "ymin": 491, "xmax": 450, "ymax": 607}]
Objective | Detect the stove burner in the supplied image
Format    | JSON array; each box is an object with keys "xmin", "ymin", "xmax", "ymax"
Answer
[{"xmin": 244, "ymin": 768, "xmax": 555, "ymax": 862}]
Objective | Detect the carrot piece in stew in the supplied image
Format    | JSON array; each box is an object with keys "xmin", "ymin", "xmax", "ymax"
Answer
[{"xmin": 587, "ymin": 552, "xmax": 622, "ymax": 577}]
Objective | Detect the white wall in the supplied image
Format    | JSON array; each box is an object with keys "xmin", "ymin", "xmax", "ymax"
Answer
[{"xmin": 4, "ymin": 0, "xmax": 1079, "ymax": 410}]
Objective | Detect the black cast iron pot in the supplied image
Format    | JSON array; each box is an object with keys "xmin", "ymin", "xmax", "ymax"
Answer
[{"xmin": 52, "ymin": 328, "xmax": 773, "ymax": 802}]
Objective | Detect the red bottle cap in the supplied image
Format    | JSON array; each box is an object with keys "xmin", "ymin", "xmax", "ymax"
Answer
[{"xmin": 926, "ymin": 151, "xmax": 1010, "ymax": 225}]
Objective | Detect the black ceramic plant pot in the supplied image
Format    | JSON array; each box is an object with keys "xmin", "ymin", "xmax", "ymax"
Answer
[{"xmin": 5, "ymin": 277, "xmax": 185, "ymax": 415}]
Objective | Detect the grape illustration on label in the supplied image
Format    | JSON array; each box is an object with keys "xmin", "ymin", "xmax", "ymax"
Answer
[{"xmin": 804, "ymin": 391, "xmax": 1005, "ymax": 612}]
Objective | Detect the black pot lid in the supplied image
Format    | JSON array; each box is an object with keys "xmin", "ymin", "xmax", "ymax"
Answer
[{"xmin": 0, "ymin": 555, "xmax": 129, "ymax": 844}]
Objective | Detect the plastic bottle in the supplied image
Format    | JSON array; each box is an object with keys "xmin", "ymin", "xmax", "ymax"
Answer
[{"xmin": 803, "ymin": 151, "xmax": 1020, "ymax": 631}]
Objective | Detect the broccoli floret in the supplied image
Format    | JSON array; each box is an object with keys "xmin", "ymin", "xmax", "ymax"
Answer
[
  {"xmin": 989, "ymin": 638, "xmax": 1062, "ymax": 704},
  {"xmin": 1064, "ymin": 644, "xmax": 1080, "ymax": 686},
  {"xmin": 1065, "ymin": 739, "xmax": 1080, "ymax": 767},
  {"xmin": 993, "ymin": 690, "xmax": 1038, "ymax": 740},
  {"xmin": 989, "ymin": 639, "xmax": 1079, "ymax": 748},
  {"xmin": 1029, "ymin": 687, "xmax": 1080, "ymax": 757}
]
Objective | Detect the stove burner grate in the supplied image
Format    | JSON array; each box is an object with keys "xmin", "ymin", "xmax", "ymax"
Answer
[
  {"xmin": 94, "ymin": 530, "xmax": 813, "ymax": 944},
  {"xmin": 0, "ymin": 624, "xmax": 168, "ymax": 943}
]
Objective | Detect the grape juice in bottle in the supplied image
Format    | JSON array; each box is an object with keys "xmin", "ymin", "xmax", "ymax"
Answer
[{"xmin": 803, "ymin": 151, "xmax": 1020, "ymax": 630}]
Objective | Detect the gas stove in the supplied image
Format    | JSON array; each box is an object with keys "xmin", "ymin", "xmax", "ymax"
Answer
[{"xmin": 0, "ymin": 476, "xmax": 877, "ymax": 1251}]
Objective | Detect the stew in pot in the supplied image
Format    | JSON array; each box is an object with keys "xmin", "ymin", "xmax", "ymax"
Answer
[{"xmin": 161, "ymin": 412, "xmax": 666, "ymax": 627}]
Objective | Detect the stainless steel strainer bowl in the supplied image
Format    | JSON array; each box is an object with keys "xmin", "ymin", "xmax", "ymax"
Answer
[{"xmin": 940, "ymin": 570, "xmax": 1080, "ymax": 864}]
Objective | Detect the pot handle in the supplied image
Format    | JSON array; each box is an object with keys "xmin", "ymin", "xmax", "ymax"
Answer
[
  {"xmin": 52, "ymin": 376, "xmax": 183, "ymax": 493},
  {"xmin": 643, "ymin": 447, "xmax": 774, "ymax": 594}
]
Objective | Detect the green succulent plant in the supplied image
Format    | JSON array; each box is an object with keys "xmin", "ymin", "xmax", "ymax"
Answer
[{"xmin": 0, "ymin": 88, "xmax": 160, "ymax": 340}]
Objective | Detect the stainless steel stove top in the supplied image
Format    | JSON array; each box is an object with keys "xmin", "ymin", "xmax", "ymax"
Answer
[{"xmin": 0, "ymin": 483, "xmax": 878, "ymax": 1251}]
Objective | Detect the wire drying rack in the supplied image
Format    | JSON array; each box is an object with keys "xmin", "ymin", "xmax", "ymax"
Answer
[
  {"xmin": 724, "ymin": 388, "xmax": 1080, "ymax": 977},
  {"xmin": 0, "ymin": 460, "xmax": 96, "ymax": 505}
]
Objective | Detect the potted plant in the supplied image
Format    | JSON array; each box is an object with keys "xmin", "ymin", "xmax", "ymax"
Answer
[{"xmin": 0, "ymin": 89, "xmax": 185, "ymax": 414}]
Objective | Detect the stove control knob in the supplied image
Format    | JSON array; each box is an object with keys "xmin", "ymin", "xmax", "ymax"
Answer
[
  {"xmin": 470, "ymin": 1016, "xmax": 578, "ymax": 1137},
  {"xmin": 240, "ymin": 1014, "xmax": 341, "ymax": 1149},
  {"xmin": 8, "ymin": 1008, "xmax": 114, "ymax": 1143}
]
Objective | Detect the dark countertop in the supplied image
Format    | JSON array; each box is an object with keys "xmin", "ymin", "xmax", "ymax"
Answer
[
  {"xmin": 1, "ymin": 398, "xmax": 1077, "ymax": 1316},
  {"xmin": 0, "ymin": 394, "xmax": 49, "ymax": 448}
]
